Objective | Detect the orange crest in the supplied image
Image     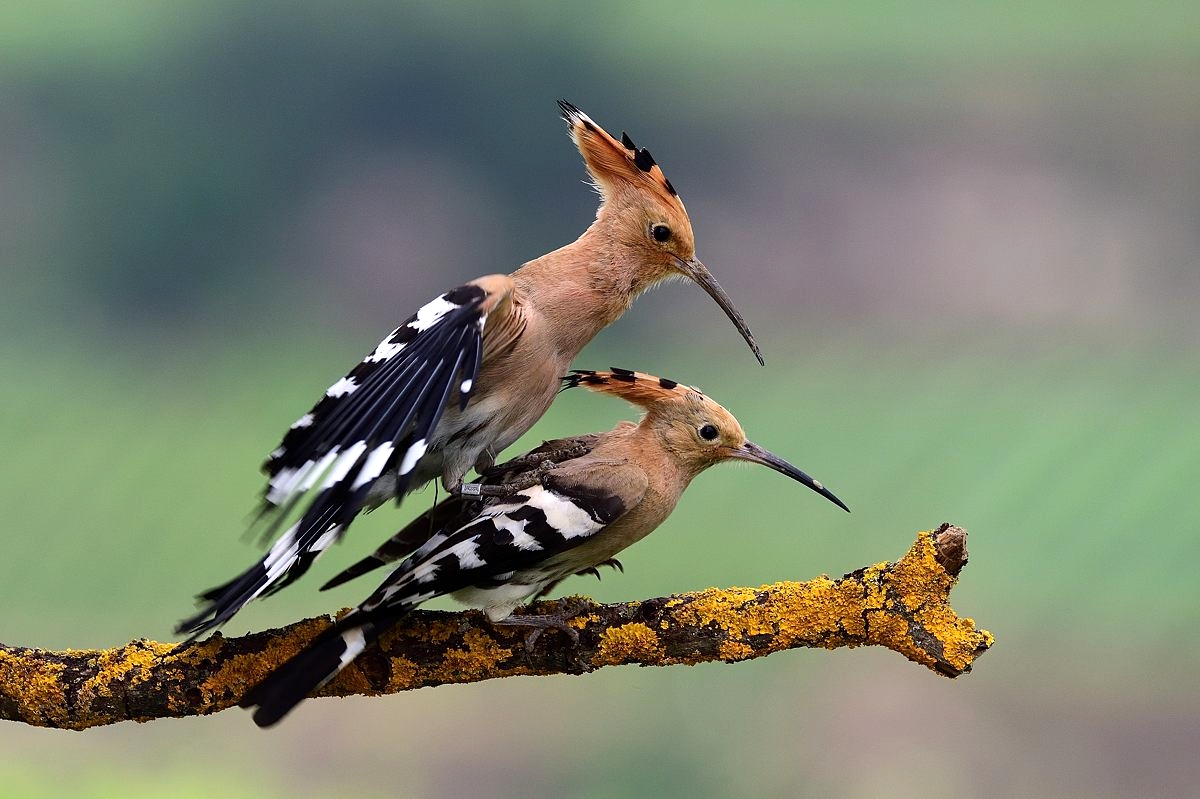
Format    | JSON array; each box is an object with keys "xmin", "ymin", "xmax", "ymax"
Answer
[
  {"xmin": 562, "ymin": 367, "xmax": 700, "ymax": 410},
  {"xmin": 558, "ymin": 100, "xmax": 686, "ymax": 213}
]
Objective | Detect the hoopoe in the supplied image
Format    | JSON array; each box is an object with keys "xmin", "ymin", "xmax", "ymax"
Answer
[
  {"xmin": 177, "ymin": 102, "xmax": 763, "ymax": 637},
  {"xmin": 241, "ymin": 368, "xmax": 848, "ymax": 726}
]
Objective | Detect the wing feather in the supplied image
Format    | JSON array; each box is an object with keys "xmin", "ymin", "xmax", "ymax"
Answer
[
  {"xmin": 355, "ymin": 462, "xmax": 648, "ymax": 616},
  {"xmin": 241, "ymin": 460, "xmax": 646, "ymax": 726},
  {"xmin": 318, "ymin": 434, "xmax": 605, "ymax": 590},
  {"xmin": 178, "ymin": 282, "xmax": 500, "ymax": 637}
]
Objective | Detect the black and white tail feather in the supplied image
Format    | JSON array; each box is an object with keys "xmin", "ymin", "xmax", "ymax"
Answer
[
  {"xmin": 241, "ymin": 459, "xmax": 641, "ymax": 727},
  {"xmin": 240, "ymin": 618, "xmax": 388, "ymax": 728},
  {"xmin": 178, "ymin": 284, "xmax": 489, "ymax": 638}
]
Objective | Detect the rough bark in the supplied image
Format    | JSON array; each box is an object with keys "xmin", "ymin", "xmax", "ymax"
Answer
[{"xmin": 0, "ymin": 524, "xmax": 991, "ymax": 731}]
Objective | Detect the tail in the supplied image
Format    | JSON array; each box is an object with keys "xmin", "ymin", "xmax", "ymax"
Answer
[{"xmin": 240, "ymin": 616, "xmax": 393, "ymax": 728}]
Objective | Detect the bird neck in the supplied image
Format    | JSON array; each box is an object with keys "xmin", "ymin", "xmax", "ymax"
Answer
[
  {"xmin": 511, "ymin": 226, "xmax": 652, "ymax": 361},
  {"xmin": 635, "ymin": 420, "xmax": 698, "ymax": 493},
  {"xmin": 596, "ymin": 421, "xmax": 695, "ymax": 520}
]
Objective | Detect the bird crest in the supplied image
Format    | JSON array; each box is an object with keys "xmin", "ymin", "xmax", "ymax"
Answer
[
  {"xmin": 558, "ymin": 100, "xmax": 686, "ymax": 213},
  {"xmin": 562, "ymin": 368, "xmax": 700, "ymax": 410}
]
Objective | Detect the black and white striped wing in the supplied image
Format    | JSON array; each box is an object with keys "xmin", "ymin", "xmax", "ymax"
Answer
[
  {"xmin": 178, "ymin": 283, "xmax": 493, "ymax": 637},
  {"xmin": 240, "ymin": 462, "xmax": 646, "ymax": 727},
  {"xmin": 318, "ymin": 433, "xmax": 606, "ymax": 591},
  {"xmin": 356, "ymin": 463, "xmax": 647, "ymax": 617}
]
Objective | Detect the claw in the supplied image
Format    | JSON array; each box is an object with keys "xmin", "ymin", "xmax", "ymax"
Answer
[
  {"xmin": 482, "ymin": 443, "xmax": 589, "ymax": 478},
  {"xmin": 492, "ymin": 598, "xmax": 591, "ymax": 651},
  {"xmin": 572, "ymin": 559, "xmax": 622, "ymax": 582}
]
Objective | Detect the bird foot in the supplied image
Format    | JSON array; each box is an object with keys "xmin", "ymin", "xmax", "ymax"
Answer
[
  {"xmin": 573, "ymin": 558, "xmax": 624, "ymax": 581},
  {"xmin": 492, "ymin": 598, "xmax": 592, "ymax": 651},
  {"xmin": 453, "ymin": 459, "xmax": 562, "ymax": 498},
  {"xmin": 481, "ymin": 444, "xmax": 588, "ymax": 478}
]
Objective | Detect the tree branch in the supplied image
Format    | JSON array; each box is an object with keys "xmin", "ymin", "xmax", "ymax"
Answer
[{"xmin": 0, "ymin": 524, "xmax": 992, "ymax": 730}]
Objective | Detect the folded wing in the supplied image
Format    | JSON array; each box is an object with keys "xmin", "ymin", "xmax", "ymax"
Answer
[
  {"xmin": 318, "ymin": 433, "xmax": 606, "ymax": 591},
  {"xmin": 242, "ymin": 459, "xmax": 647, "ymax": 726}
]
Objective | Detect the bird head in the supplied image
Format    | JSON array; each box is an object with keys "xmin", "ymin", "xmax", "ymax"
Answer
[
  {"xmin": 564, "ymin": 369, "xmax": 848, "ymax": 511},
  {"xmin": 558, "ymin": 101, "xmax": 764, "ymax": 365}
]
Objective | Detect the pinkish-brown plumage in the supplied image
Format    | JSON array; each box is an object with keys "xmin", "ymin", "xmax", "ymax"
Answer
[
  {"xmin": 244, "ymin": 368, "xmax": 847, "ymax": 727},
  {"xmin": 178, "ymin": 102, "xmax": 762, "ymax": 638}
]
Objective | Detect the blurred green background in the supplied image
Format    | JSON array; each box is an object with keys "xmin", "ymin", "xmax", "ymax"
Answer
[{"xmin": 2, "ymin": 2, "xmax": 1198, "ymax": 797}]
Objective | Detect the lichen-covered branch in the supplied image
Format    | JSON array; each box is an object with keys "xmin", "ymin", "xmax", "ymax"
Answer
[{"xmin": 0, "ymin": 524, "xmax": 991, "ymax": 731}]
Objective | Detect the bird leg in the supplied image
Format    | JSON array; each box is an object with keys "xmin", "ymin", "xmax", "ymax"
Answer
[
  {"xmin": 479, "ymin": 443, "xmax": 590, "ymax": 479},
  {"xmin": 451, "ymin": 458, "xmax": 562, "ymax": 498},
  {"xmin": 452, "ymin": 481, "xmax": 514, "ymax": 498},
  {"xmin": 453, "ymin": 443, "xmax": 592, "ymax": 498},
  {"xmin": 492, "ymin": 598, "xmax": 593, "ymax": 651}
]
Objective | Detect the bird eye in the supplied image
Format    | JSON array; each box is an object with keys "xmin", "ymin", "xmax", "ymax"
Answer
[
  {"xmin": 698, "ymin": 424, "xmax": 719, "ymax": 441},
  {"xmin": 650, "ymin": 223, "xmax": 671, "ymax": 243}
]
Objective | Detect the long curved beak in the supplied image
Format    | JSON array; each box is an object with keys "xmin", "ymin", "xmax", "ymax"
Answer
[
  {"xmin": 731, "ymin": 441, "xmax": 850, "ymax": 512},
  {"xmin": 673, "ymin": 256, "xmax": 764, "ymax": 366}
]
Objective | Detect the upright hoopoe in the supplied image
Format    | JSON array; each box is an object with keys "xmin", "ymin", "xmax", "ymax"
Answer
[
  {"xmin": 178, "ymin": 102, "xmax": 763, "ymax": 637},
  {"xmin": 241, "ymin": 369, "xmax": 848, "ymax": 726}
]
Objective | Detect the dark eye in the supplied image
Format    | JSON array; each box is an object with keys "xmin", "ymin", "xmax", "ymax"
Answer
[
  {"xmin": 699, "ymin": 424, "xmax": 718, "ymax": 441},
  {"xmin": 650, "ymin": 223, "xmax": 671, "ymax": 243}
]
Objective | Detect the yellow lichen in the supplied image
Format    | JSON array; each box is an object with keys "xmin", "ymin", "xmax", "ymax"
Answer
[
  {"xmin": 671, "ymin": 575, "xmax": 855, "ymax": 661},
  {"xmin": 413, "ymin": 618, "xmax": 460, "ymax": 646},
  {"xmin": 568, "ymin": 613, "xmax": 600, "ymax": 630},
  {"xmin": 0, "ymin": 648, "xmax": 70, "ymax": 727},
  {"xmin": 767, "ymin": 575, "xmax": 858, "ymax": 644},
  {"xmin": 78, "ymin": 641, "xmax": 173, "ymax": 709},
  {"xmin": 1, "ymin": 529, "xmax": 994, "ymax": 730},
  {"xmin": 203, "ymin": 617, "xmax": 330, "ymax": 709},
  {"xmin": 656, "ymin": 529, "xmax": 992, "ymax": 675},
  {"xmin": 435, "ymin": 629, "xmax": 515, "ymax": 683},
  {"xmin": 718, "ymin": 641, "xmax": 753, "ymax": 662},
  {"xmin": 890, "ymin": 531, "xmax": 952, "ymax": 611},
  {"xmin": 594, "ymin": 622, "xmax": 664, "ymax": 667},
  {"xmin": 384, "ymin": 655, "xmax": 421, "ymax": 693}
]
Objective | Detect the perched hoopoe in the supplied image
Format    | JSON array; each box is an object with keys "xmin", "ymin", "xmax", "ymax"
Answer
[
  {"xmin": 241, "ymin": 368, "xmax": 848, "ymax": 726},
  {"xmin": 177, "ymin": 101, "xmax": 762, "ymax": 637}
]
